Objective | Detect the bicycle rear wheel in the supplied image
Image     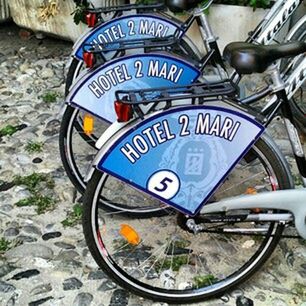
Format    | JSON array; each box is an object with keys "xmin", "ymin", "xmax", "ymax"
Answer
[
  {"xmin": 59, "ymin": 105, "xmax": 170, "ymax": 216},
  {"xmin": 82, "ymin": 135, "xmax": 292, "ymax": 303}
]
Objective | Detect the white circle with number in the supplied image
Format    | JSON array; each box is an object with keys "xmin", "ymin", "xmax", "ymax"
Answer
[{"xmin": 147, "ymin": 170, "xmax": 180, "ymax": 200}]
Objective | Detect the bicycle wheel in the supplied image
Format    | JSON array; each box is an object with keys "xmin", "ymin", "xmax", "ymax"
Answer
[
  {"xmin": 59, "ymin": 105, "xmax": 170, "ymax": 216},
  {"xmin": 82, "ymin": 134, "xmax": 292, "ymax": 303},
  {"xmin": 285, "ymin": 17, "xmax": 306, "ymax": 129},
  {"xmin": 65, "ymin": 58, "xmax": 84, "ymax": 96}
]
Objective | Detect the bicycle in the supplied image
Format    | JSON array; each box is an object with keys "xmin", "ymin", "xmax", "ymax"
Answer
[
  {"xmin": 60, "ymin": 0, "xmax": 306, "ymax": 213},
  {"xmin": 81, "ymin": 40, "xmax": 306, "ymax": 303}
]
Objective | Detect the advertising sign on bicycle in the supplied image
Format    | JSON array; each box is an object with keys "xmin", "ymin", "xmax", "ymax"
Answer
[
  {"xmin": 67, "ymin": 54, "xmax": 201, "ymax": 123},
  {"xmin": 73, "ymin": 15, "xmax": 182, "ymax": 60},
  {"xmin": 97, "ymin": 106, "xmax": 265, "ymax": 215}
]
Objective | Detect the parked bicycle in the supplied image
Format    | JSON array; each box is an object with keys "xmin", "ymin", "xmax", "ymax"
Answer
[
  {"xmin": 81, "ymin": 40, "xmax": 306, "ymax": 303},
  {"xmin": 60, "ymin": 0, "xmax": 306, "ymax": 211}
]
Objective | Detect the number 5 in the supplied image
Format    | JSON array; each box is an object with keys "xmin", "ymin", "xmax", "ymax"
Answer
[
  {"xmin": 148, "ymin": 170, "xmax": 180, "ymax": 200},
  {"xmin": 154, "ymin": 177, "xmax": 173, "ymax": 192}
]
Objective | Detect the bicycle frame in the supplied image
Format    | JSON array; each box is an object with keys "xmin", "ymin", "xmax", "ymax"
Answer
[
  {"xmin": 86, "ymin": 73, "xmax": 306, "ymax": 236},
  {"xmin": 238, "ymin": 60, "xmax": 306, "ymax": 185},
  {"xmin": 199, "ymin": 189, "xmax": 306, "ymax": 239}
]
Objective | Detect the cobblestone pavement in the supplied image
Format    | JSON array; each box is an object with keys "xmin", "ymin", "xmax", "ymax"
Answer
[{"xmin": 0, "ymin": 23, "xmax": 305, "ymax": 306}]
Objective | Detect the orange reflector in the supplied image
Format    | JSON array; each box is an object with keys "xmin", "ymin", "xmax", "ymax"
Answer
[
  {"xmin": 245, "ymin": 188, "xmax": 261, "ymax": 213},
  {"xmin": 245, "ymin": 187, "xmax": 257, "ymax": 195},
  {"xmin": 83, "ymin": 114, "xmax": 94, "ymax": 136},
  {"xmin": 120, "ymin": 224, "xmax": 140, "ymax": 246}
]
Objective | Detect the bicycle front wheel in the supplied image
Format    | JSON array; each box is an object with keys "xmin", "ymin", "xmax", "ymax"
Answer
[{"xmin": 82, "ymin": 135, "xmax": 292, "ymax": 303}]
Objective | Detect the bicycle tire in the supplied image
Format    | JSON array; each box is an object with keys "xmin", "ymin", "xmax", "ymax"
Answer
[
  {"xmin": 82, "ymin": 134, "xmax": 292, "ymax": 303},
  {"xmin": 285, "ymin": 17, "xmax": 306, "ymax": 130}
]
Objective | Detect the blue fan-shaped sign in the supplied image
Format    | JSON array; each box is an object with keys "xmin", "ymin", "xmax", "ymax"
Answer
[
  {"xmin": 97, "ymin": 106, "xmax": 265, "ymax": 215},
  {"xmin": 67, "ymin": 53, "xmax": 200, "ymax": 123},
  {"xmin": 73, "ymin": 14, "xmax": 183, "ymax": 60}
]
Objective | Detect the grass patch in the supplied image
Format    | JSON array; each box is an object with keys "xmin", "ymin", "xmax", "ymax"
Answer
[
  {"xmin": 25, "ymin": 141, "xmax": 44, "ymax": 154},
  {"xmin": 293, "ymin": 174, "xmax": 303, "ymax": 187},
  {"xmin": 292, "ymin": 283, "xmax": 306, "ymax": 300},
  {"xmin": 41, "ymin": 92, "xmax": 58, "ymax": 103},
  {"xmin": 251, "ymin": 235, "xmax": 264, "ymax": 242},
  {"xmin": 193, "ymin": 275, "xmax": 219, "ymax": 289},
  {"xmin": 62, "ymin": 203, "xmax": 83, "ymax": 227},
  {"xmin": 156, "ymin": 255, "xmax": 189, "ymax": 272},
  {"xmin": 0, "ymin": 238, "xmax": 11, "ymax": 253},
  {"xmin": 14, "ymin": 173, "xmax": 56, "ymax": 214},
  {"xmin": 15, "ymin": 195, "xmax": 55, "ymax": 214},
  {"xmin": 169, "ymin": 239, "xmax": 191, "ymax": 249},
  {"xmin": 14, "ymin": 173, "xmax": 55, "ymax": 193},
  {"xmin": 0, "ymin": 125, "xmax": 18, "ymax": 137}
]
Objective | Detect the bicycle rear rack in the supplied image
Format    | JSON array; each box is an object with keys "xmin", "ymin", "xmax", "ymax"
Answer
[
  {"xmin": 114, "ymin": 80, "xmax": 240, "ymax": 119},
  {"xmin": 83, "ymin": 34, "xmax": 180, "ymax": 54},
  {"xmin": 116, "ymin": 80, "xmax": 239, "ymax": 105}
]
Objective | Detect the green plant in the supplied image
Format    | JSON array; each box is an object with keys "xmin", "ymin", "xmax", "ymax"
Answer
[
  {"xmin": 292, "ymin": 283, "xmax": 306, "ymax": 300},
  {"xmin": 193, "ymin": 275, "xmax": 219, "ymax": 288},
  {"xmin": 0, "ymin": 125, "xmax": 18, "ymax": 137},
  {"xmin": 15, "ymin": 195, "xmax": 55, "ymax": 214},
  {"xmin": 62, "ymin": 203, "xmax": 83, "ymax": 227},
  {"xmin": 41, "ymin": 92, "xmax": 58, "ymax": 103},
  {"xmin": 156, "ymin": 255, "xmax": 189, "ymax": 272},
  {"xmin": 14, "ymin": 173, "xmax": 56, "ymax": 214},
  {"xmin": 25, "ymin": 141, "xmax": 44, "ymax": 154},
  {"xmin": 212, "ymin": 0, "xmax": 270, "ymax": 9},
  {"xmin": 14, "ymin": 173, "xmax": 55, "ymax": 192},
  {"xmin": 0, "ymin": 238, "xmax": 11, "ymax": 253},
  {"xmin": 293, "ymin": 174, "xmax": 304, "ymax": 187},
  {"xmin": 72, "ymin": 0, "xmax": 89, "ymax": 25}
]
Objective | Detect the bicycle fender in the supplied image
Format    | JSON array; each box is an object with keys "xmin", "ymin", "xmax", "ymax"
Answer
[
  {"xmin": 66, "ymin": 53, "xmax": 201, "ymax": 123},
  {"xmin": 90, "ymin": 105, "xmax": 265, "ymax": 216},
  {"xmin": 200, "ymin": 189, "xmax": 306, "ymax": 239},
  {"xmin": 72, "ymin": 14, "xmax": 184, "ymax": 61}
]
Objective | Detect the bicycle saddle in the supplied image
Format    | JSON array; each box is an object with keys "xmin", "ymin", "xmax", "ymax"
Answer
[
  {"xmin": 223, "ymin": 42, "xmax": 306, "ymax": 74},
  {"xmin": 166, "ymin": 0, "xmax": 202, "ymax": 13}
]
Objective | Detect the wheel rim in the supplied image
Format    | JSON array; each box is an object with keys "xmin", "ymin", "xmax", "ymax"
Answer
[{"xmin": 87, "ymin": 144, "xmax": 284, "ymax": 299}]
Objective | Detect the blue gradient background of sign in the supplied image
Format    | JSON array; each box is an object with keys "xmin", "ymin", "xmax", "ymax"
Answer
[
  {"xmin": 69, "ymin": 54, "xmax": 200, "ymax": 123},
  {"xmin": 98, "ymin": 106, "xmax": 264, "ymax": 215}
]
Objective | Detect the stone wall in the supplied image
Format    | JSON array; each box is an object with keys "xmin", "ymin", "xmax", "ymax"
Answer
[
  {"xmin": 2, "ymin": 1, "xmax": 306, "ymax": 45},
  {"xmin": 8, "ymin": 0, "xmax": 88, "ymax": 41}
]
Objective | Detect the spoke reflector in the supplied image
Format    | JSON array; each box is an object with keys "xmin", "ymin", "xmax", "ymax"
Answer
[
  {"xmin": 83, "ymin": 114, "xmax": 94, "ymax": 136},
  {"xmin": 245, "ymin": 187, "xmax": 257, "ymax": 195},
  {"xmin": 120, "ymin": 224, "xmax": 140, "ymax": 246}
]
